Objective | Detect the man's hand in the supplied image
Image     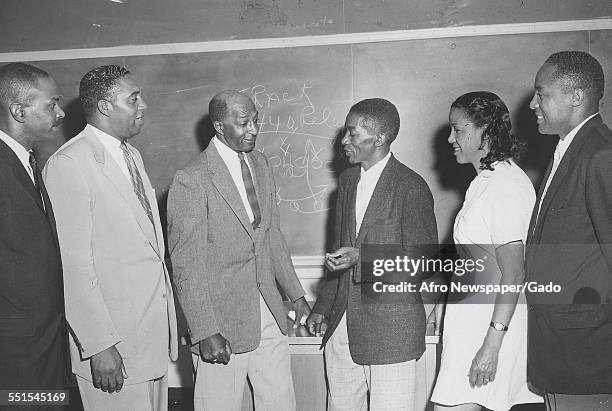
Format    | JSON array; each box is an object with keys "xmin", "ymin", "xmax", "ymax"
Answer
[
  {"xmin": 306, "ymin": 313, "xmax": 328, "ymax": 337},
  {"xmin": 325, "ymin": 247, "xmax": 359, "ymax": 272},
  {"xmin": 90, "ymin": 345, "xmax": 126, "ymax": 394},
  {"xmin": 292, "ymin": 297, "xmax": 311, "ymax": 329},
  {"xmin": 199, "ymin": 333, "xmax": 232, "ymax": 364}
]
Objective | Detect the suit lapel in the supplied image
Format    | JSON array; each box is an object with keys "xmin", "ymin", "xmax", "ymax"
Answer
[
  {"xmin": 207, "ymin": 144, "xmax": 255, "ymax": 241},
  {"xmin": 526, "ymin": 158, "xmax": 553, "ymax": 247},
  {"xmin": 346, "ymin": 172, "xmax": 358, "ymax": 247},
  {"xmin": 355, "ymin": 157, "xmax": 394, "ymax": 246},
  {"xmin": 0, "ymin": 139, "xmax": 46, "ymax": 214},
  {"xmin": 136, "ymin": 154, "xmax": 164, "ymax": 254},
  {"xmin": 250, "ymin": 152, "xmax": 268, "ymax": 229},
  {"xmin": 85, "ymin": 131, "xmax": 160, "ymax": 257},
  {"xmin": 537, "ymin": 149, "xmax": 576, "ymax": 224},
  {"xmin": 38, "ymin": 169, "xmax": 57, "ymax": 229}
]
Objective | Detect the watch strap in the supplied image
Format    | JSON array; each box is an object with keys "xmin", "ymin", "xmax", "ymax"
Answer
[{"xmin": 490, "ymin": 321, "xmax": 508, "ymax": 331}]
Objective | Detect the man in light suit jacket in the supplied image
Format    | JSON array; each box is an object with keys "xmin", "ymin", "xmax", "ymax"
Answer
[
  {"xmin": 526, "ymin": 51, "xmax": 612, "ymax": 410},
  {"xmin": 307, "ymin": 98, "xmax": 438, "ymax": 410},
  {"xmin": 43, "ymin": 65, "xmax": 178, "ymax": 411},
  {"xmin": 0, "ymin": 63, "xmax": 68, "ymax": 409},
  {"xmin": 167, "ymin": 90, "xmax": 310, "ymax": 411}
]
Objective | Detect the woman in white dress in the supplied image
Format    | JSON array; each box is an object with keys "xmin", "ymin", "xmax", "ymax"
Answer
[{"xmin": 430, "ymin": 91, "xmax": 542, "ymax": 410}]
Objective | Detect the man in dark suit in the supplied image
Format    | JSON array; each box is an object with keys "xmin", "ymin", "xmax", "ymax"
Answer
[
  {"xmin": 167, "ymin": 90, "xmax": 310, "ymax": 410},
  {"xmin": 526, "ymin": 51, "xmax": 612, "ymax": 410},
  {"xmin": 307, "ymin": 98, "xmax": 438, "ymax": 410},
  {"xmin": 0, "ymin": 63, "xmax": 68, "ymax": 404}
]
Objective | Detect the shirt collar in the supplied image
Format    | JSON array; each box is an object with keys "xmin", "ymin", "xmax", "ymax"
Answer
[
  {"xmin": 213, "ymin": 135, "xmax": 243, "ymax": 164},
  {"xmin": 556, "ymin": 112, "xmax": 598, "ymax": 157},
  {"xmin": 0, "ymin": 128, "xmax": 31, "ymax": 168},
  {"xmin": 87, "ymin": 123, "xmax": 124, "ymax": 148},
  {"xmin": 477, "ymin": 159, "xmax": 514, "ymax": 179},
  {"xmin": 360, "ymin": 151, "xmax": 392, "ymax": 179}
]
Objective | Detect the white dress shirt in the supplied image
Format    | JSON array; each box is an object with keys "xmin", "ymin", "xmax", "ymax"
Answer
[
  {"xmin": 213, "ymin": 136, "xmax": 256, "ymax": 222},
  {"xmin": 355, "ymin": 151, "xmax": 392, "ymax": 235},
  {"xmin": 534, "ymin": 113, "xmax": 598, "ymax": 224},
  {"xmin": 0, "ymin": 129, "xmax": 35, "ymax": 184},
  {"xmin": 88, "ymin": 124, "xmax": 132, "ymax": 184}
]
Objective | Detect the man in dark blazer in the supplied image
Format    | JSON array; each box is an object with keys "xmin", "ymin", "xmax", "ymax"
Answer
[
  {"xmin": 307, "ymin": 98, "xmax": 438, "ymax": 410},
  {"xmin": 526, "ymin": 51, "xmax": 612, "ymax": 410},
  {"xmin": 167, "ymin": 90, "xmax": 310, "ymax": 411},
  {"xmin": 0, "ymin": 63, "xmax": 68, "ymax": 405}
]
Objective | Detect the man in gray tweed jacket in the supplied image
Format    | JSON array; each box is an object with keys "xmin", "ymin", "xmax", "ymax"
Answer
[{"xmin": 167, "ymin": 90, "xmax": 310, "ymax": 411}]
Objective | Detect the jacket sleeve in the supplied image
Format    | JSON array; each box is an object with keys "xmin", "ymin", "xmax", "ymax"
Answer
[
  {"xmin": 43, "ymin": 154, "xmax": 121, "ymax": 359},
  {"xmin": 264, "ymin": 155, "xmax": 306, "ymax": 302},
  {"xmin": 167, "ymin": 170, "xmax": 220, "ymax": 344},
  {"xmin": 311, "ymin": 173, "xmax": 347, "ymax": 317}
]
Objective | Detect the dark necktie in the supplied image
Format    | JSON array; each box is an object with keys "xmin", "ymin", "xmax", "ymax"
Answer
[
  {"xmin": 120, "ymin": 140, "xmax": 155, "ymax": 227},
  {"xmin": 28, "ymin": 150, "xmax": 46, "ymax": 213},
  {"xmin": 28, "ymin": 150, "xmax": 40, "ymax": 191},
  {"xmin": 238, "ymin": 152, "xmax": 261, "ymax": 229}
]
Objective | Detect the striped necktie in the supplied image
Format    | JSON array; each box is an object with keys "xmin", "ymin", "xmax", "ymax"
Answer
[
  {"xmin": 120, "ymin": 140, "xmax": 155, "ymax": 227},
  {"xmin": 238, "ymin": 152, "xmax": 261, "ymax": 229}
]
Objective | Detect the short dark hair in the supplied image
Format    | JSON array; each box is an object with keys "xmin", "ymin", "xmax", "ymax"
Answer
[
  {"xmin": 348, "ymin": 98, "xmax": 400, "ymax": 144},
  {"xmin": 451, "ymin": 91, "xmax": 526, "ymax": 171},
  {"xmin": 0, "ymin": 63, "xmax": 50, "ymax": 110},
  {"xmin": 545, "ymin": 51, "xmax": 604, "ymax": 102},
  {"xmin": 209, "ymin": 91, "xmax": 231, "ymax": 123},
  {"xmin": 79, "ymin": 65, "xmax": 131, "ymax": 117}
]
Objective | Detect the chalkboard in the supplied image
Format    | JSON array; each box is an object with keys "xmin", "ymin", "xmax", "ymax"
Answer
[
  {"xmin": 2, "ymin": 0, "xmax": 611, "ymax": 52},
  {"xmin": 34, "ymin": 46, "xmax": 353, "ymax": 255},
  {"xmin": 32, "ymin": 28, "xmax": 612, "ymax": 254}
]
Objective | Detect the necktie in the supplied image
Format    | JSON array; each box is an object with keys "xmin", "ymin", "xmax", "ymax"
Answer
[
  {"xmin": 120, "ymin": 140, "xmax": 155, "ymax": 227},
  {"xmin": 28, "ymin": 150, "xmax": 39, "ymax": 190},
  {"xmin": 238, "ymin": 152, "xmax": 261, "ymax": 229},
  {"xmin": 28, "ymin": 150, "xmax": 46, "ymax": 213}
]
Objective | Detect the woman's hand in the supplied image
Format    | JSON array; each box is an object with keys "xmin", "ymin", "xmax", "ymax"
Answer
[{"xmin": 469, "ymin": 342, "xmax": 500, "ymax": 388}]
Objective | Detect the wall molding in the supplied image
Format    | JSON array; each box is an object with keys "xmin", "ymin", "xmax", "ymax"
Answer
[
  {"xmin": 1, "ymin": 18, "xmax": 610, "ymax": 62},
  {"xmin": 292, "ymin": 256, "xmax": 325, "ymax": 285},
  {"xmin": 292, "ymin": 255, "xmax": 324, "ymax": 269}
]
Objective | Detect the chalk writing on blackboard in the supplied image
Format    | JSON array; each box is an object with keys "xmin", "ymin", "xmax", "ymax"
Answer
[{"xmin": 241, "ymin": 83, "xmax": 343, "ymax": 214}]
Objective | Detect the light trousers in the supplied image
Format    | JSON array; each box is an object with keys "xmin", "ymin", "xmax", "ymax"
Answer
[
  {"xmin": 192, "ymin": 296, "xmax": 296, "ymax": 411},
  {"xmin": 325, "ymin": 313, "xmax": 416, "ymax": 411},
  {"xmin": 76, "ymin": 373, "xmax": 168, "ymax": 411}
]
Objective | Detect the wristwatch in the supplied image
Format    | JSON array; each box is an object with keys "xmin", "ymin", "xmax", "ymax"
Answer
[{"xmin": 490, "ymin": 321, "xmax": 508, "ymax": 331}]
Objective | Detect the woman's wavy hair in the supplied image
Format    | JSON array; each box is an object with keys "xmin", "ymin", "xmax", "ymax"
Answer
[{"xmin": 451, "ymin": 91, "xmax": 526, "ymax": 171}]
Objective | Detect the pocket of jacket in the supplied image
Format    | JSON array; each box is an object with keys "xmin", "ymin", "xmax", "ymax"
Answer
[
  {"xmin": 0, "ymin": 315, "xmax": 36, "ymax": 336},
  {"xmin": 548, "ymin": 204, "xmax": 582, "ymax": 218}
]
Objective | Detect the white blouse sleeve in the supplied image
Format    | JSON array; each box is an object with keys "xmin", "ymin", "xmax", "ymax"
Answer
[{"xmin": 486, "ymin": 175, "xmax": 535, "ymax": 246}]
